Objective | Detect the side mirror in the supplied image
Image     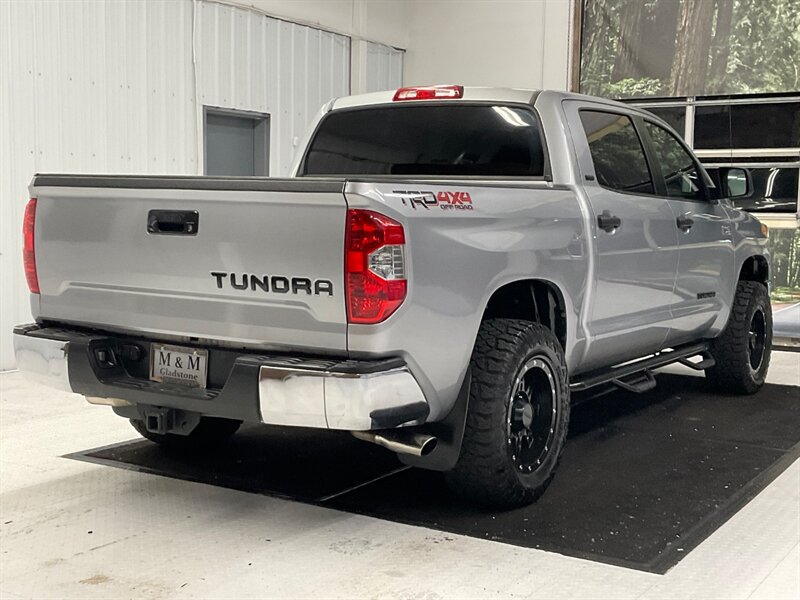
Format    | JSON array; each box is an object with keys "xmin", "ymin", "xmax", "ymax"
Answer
[{"xmin": 720, "ymin": 167, "xmax": 752, "ymax": 199}]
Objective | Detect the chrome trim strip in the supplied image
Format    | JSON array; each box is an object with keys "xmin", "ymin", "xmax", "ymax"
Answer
[
  {"xmin": 13, "ymin": 332, "xmax": 72, "ymax": 393},
  {"xmin": 694, "ymin": 148, "xmax": 800, "ymax": 158},
  {"xmin": 86, "ymin": 396, "xmax": 134, "ymax": 407}
]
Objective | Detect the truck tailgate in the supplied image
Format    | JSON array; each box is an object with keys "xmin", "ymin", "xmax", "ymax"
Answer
[{"xmin": 30, "ymin": 175, "xmax": 348, "ymax": 352}]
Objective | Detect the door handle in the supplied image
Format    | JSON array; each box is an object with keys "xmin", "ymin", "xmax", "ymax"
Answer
[
  {"xmin": 676, "ymin": 214, "xmax": 694, "ymax": 232},
  {"xmin": 597, "ymin": 210, "xmax": 622, "ymax": 233},
  {"xmin": 147, "ymin": 210, "xmax": 199, "ymax": 235}
]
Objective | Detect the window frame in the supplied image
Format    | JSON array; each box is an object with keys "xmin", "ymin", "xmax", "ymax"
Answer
[
  {"xmin": 577, "ymin": 108, "xmax": 659, "ymax": 198},
  {"xmin": 297, "ymin": 101, "xmax": 553, "ymax": 182}
]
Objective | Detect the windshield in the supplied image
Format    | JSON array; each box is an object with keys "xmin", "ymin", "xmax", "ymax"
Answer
[{"xmin": 300, "ymin": 104, "xmax": 546, "ymax": 177}]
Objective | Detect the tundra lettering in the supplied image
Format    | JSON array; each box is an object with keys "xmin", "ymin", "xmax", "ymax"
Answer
[{"xmin": 210, "ymin": 271, "xmax": 334, "ymax": 296}]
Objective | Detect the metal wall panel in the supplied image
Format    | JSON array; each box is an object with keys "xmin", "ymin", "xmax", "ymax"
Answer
[
  {"xmin": 0, "ymin": 0, "xmax": 352, "ymax": 369},
  {"xmin": 195, "ymin": 1, "xmax": 350, "ymax": 176},
  {"xmin": 366, "ymin": 42, "xmax": 404, "ymax": 93},
  {"xmin": 0, "ymin": 0, "xmax": 197, "ymax": 370}
]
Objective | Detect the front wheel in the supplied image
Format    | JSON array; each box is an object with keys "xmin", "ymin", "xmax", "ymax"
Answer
[
  {"xmin": 445, "ymin": 319, "xmax": 570, "ymax": 509},
  {"xmin": 705, "ymin": 280, "xmax": 772, "ymax": 395}
]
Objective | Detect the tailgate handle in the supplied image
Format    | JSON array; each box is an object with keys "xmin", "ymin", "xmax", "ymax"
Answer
[{"xmin": 147, "ymin": 210, "xmax": 199, "ymax": 235}]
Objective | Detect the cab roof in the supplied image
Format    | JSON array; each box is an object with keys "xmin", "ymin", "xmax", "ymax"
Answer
[
  {"xmin": 328, "ymin": 86, "xmax": 644, "ymax": 116},
  {"xmin": 331, "ymin": 86, "xmax": 539, "ymax": 110}
]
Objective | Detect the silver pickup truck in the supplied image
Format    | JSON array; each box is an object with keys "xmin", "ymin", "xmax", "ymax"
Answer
[{"xmin": 14, "ymin": 87, "xmax": 772, "ymax": 508}]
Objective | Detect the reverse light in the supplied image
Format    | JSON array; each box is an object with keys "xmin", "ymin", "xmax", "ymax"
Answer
[
  {"xmin": 23, "ymin": 198, "xmax": 39, "ymax": 294},
  {"xmin": 393, "ymin": 85, "xmax": 464, "ymax": 101},
  {"xmin": 345, "ymin": 209, "xmax": 407, "ymax": 324}
]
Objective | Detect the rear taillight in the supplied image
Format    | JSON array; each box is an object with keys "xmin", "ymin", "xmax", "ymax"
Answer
[
  {"xmin": 393, "ymin": 85, "xmax": 464, "ymax": 101},
  {"xmin": 345, "ymin": 209, "xmax": 407, "ymax": 324},
  {"xmin": 23, "ymin": 198, "xmax": 39, "ymax": 294}
]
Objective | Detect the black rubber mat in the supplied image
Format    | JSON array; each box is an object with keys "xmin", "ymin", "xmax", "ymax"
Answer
[
  {"xmin": 67, "ymin": 373, "xmax": 800, "ymax": 573},
  {"xmin": 68, "ymin": 425, "xmax": 404, "ymax": 502}
]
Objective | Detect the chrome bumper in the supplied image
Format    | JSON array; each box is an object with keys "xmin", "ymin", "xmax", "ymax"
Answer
[
  {"xmin": 12, "ymin": 329, "xmax": 72, "ymax": 393},
  {"xmin": 259, "ymin": 363, "xmax": 428, "ymax": 430},
  {"xmin": 14, "ymin": 325, "xmax": 429, "ymax": 432}
]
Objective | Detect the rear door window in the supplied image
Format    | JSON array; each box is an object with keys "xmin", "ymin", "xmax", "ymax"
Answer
[
  {"xmin": 578, "ymin": 111, "xmax": 654, "ymax": 195},
  {"xmin": 301, "ymin": 104, "xmax": 546, "ymax": 177}
]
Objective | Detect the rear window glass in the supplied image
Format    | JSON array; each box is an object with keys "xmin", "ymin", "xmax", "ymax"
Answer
[{"xmin": 300, "ymin": 105, "xmax": 546, "ymax": 177}]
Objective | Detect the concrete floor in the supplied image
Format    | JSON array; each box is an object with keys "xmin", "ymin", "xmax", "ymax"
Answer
[{"xmin": 1, "ymin": 353, "xmax": 798, "ymax": 599}]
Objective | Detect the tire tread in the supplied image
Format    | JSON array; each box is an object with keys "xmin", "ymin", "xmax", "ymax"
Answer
[
  {"xmin": 445, "ymin": 319, "xmax": 570, "ymax": 508},
  {"xmin": 706, "ymin": 280, "xmax": 772, "ymax": 394}
]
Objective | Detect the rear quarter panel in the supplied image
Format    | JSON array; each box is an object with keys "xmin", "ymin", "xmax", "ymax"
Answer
[{"xmin": 345, "ymin": 181, "xmax": 589, "ymax": 420}]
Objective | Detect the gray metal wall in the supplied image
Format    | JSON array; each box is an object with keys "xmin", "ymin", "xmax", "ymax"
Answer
[
  {"xmin": 0, "ymin": 0, "xmax": 357, "ymax": 369},
  {"xmin": 365, "ymin": 42, "xmax": 404, "ymax": 93},
  {"xmin": 196, "ymin": 1, "xmax": 350, "ymax": 175}
]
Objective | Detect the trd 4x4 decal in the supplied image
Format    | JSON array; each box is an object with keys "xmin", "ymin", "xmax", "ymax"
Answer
[{"xmin": 392, "ymin": 190, "xmax": 474, "ymax": 211}]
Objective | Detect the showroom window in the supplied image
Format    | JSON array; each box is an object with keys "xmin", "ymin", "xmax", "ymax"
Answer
[
  {"xmin": 578, "ymin": 111, "xmax": 654, "ymax": 195},
  {"xmin": 692, "ymin": 105, "xmax": 730, "ymax": 150},
  {"xmin": 694, "ymin": 102, "xmax": 800, "ymax": 150},
  {"xmin": 204, "ymin": 107, "xmax": 270, "ymax": 177},
  {"xmin": 643, "ymin": 106, "xmax": 686, "ymax": 138}
]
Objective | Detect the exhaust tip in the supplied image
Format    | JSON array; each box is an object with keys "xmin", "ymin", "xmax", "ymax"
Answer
[
  {"xmin": 419, "ymin": 436, "xmax": 437, "ymax": 456},
  {"xmin": 351, "ymin": 430, "xmax": 438, "ymax": 457}
]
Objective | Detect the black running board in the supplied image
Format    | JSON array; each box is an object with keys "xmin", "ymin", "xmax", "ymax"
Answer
[{"xmin": 570, "ymin": 342, "xmax": 712, "ymax": 393}]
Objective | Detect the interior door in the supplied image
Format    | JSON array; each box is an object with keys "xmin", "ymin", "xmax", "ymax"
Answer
[
  {"xmin": 564, "ymin": 103, "xmax": 680, "ymax": 371},
  {"xmin": 640, "ymin": 119, "xmax": 734, "ymax": 344}
]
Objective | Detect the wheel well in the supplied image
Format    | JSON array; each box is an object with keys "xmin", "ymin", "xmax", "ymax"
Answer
[
  {"xmin": 483, "ymin": 280, "xmax": 567, "ymax": 349},
  {"xmin": 739, "ymin": 255, "xmax": 769, "ymax": 285}
]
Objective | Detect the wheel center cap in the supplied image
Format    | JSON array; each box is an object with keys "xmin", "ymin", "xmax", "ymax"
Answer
[
  {"xmin": 513, "ymin": 395, "xmax": 535, "ymax": 430},
  {"xmin": 521, "ymin": 403, "xmax": 534, "ymax": 429}
]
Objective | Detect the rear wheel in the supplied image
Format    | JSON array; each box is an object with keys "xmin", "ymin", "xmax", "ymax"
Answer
[
  {"xmin": 705, "ymin": 280, "xmax": 772, "ymax": 394},
  {"xmin": 130, "ymin": 416, "xmax": 241, "ymax": 450},
  {"xmin": 445, "ymin": 319, "xmax": 570, "ymax": 509}
]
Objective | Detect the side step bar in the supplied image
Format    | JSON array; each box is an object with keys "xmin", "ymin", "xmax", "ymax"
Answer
[{"xmin": 570, "ymin": 342, "xmax": 713, "ymax": 393}]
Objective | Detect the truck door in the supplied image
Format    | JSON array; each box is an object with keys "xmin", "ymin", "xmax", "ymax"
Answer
[
  {"xmin": 564, "ymin": 102, "xmax": 680, "ymax": 370},
  {"xmin": 638, "ymin": 119, "xmax": 734, "ymax": 344}
]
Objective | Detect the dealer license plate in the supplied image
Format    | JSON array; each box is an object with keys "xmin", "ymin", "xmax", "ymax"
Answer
[{"xmin": 149, "ymin": 343, "xmax": 208, "ymax": 389}]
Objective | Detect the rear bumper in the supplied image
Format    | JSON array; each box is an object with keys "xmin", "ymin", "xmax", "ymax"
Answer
[
  {"xmin": 12, "ymin": 324, "xmax": 429, "ymax": 431},
  {"xmin": 13, "ymin": 326, "xmax": 72, "ymax": 392}
]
